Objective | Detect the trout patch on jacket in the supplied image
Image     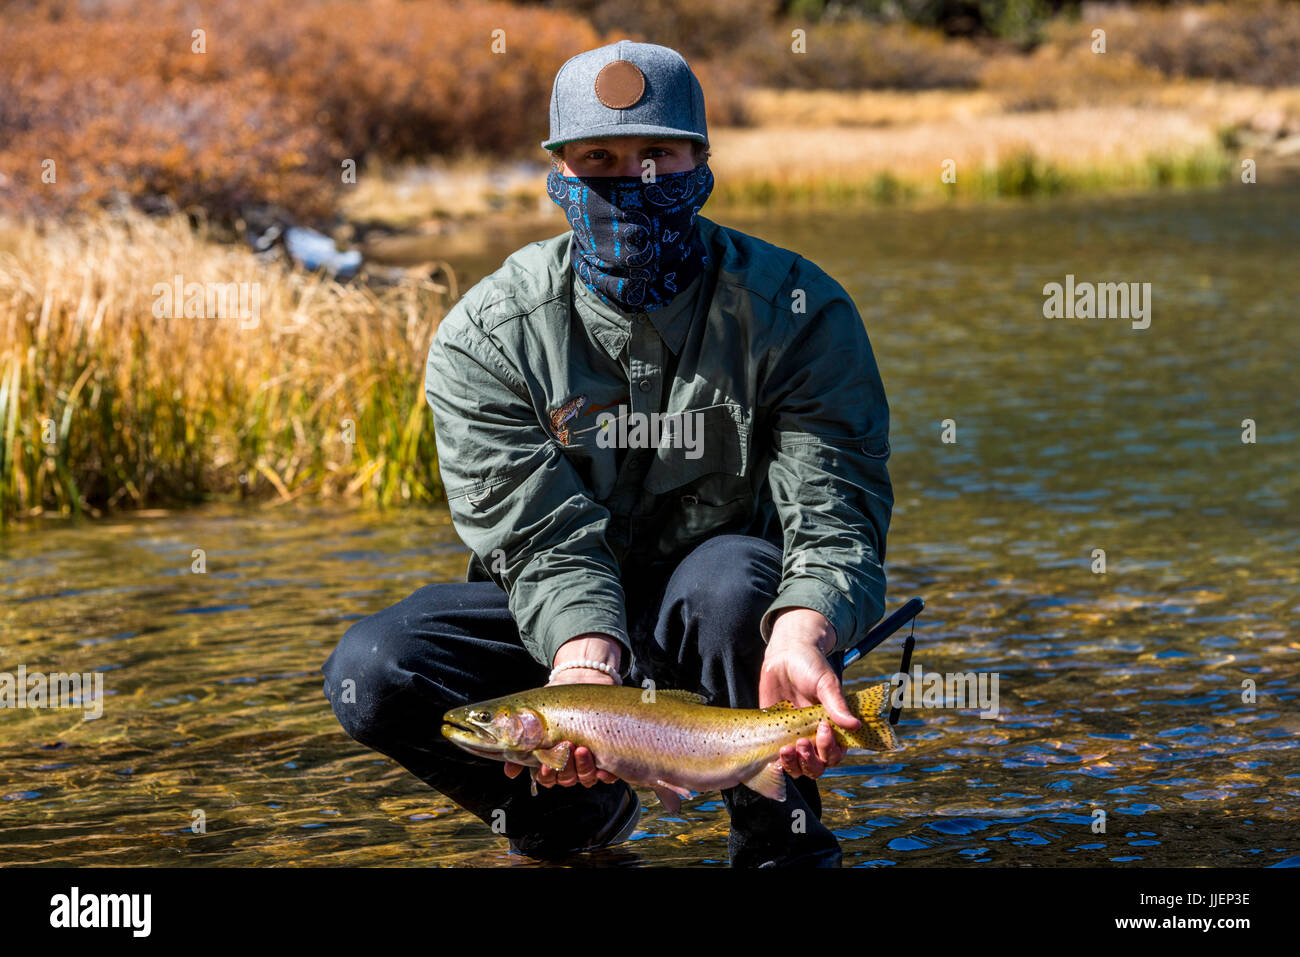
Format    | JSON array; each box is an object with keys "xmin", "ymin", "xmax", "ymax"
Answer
[{"xmin": 548, "ymin": 394, "xmax": 587, "ymax": 445}]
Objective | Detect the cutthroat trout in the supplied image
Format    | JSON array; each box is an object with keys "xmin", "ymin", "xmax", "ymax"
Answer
[{"xmin": 441, "ymin": 682, "xmax": 899, "ymax": 812}]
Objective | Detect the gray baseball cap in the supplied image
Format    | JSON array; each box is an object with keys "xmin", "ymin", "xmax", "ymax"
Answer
[{"xmin": 541, "ymin": 40, "xmax": 708, "ymax": 152}]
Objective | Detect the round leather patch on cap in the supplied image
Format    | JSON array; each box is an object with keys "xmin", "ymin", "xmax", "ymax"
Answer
[{"xmin": 594, "ymin": 59, "xmax": 646, "ymax": 110}]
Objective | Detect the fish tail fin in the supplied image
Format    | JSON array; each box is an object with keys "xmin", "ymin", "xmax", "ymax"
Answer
[{"xmin": 834, "ymin": 682, "xmax": 899, "ymax": 751}]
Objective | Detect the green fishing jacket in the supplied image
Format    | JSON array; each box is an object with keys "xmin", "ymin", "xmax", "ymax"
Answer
[{"xmin": 424, "ymin": 216, "xmax": 892, "ymax": 675}]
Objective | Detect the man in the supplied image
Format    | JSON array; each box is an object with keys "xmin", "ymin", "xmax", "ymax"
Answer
[{"xmin": 323, "ymin": 40, "xmax": 893, "ymax": 867}]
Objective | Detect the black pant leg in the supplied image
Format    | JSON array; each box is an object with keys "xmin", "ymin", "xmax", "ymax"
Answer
[
  {"xmin": 321, "ymin": 580, "xmax": 631, "ymax": 858},
  {"xmin": 626, "ymin": 535, "xmax": 842, "ymax": 867}
]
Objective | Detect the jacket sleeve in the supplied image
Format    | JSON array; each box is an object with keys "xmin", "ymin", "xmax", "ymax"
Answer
[
  {"xmin": 757, "ymin": 265, "xmax": 894, "ymax": 655},
  {"xmin": 424, "ymin": 304, "xmax": 631, "ymax": 674}
]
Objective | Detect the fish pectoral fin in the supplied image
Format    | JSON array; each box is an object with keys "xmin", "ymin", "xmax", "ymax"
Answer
[
  {"xmin": 656, "ymin": 780, "xmax": 693, "ymax": 799},
  {"xmin": 652, "ymin": 780, "xmax": 693, "ymax": 814},
  {"xmin": 652, "ymin": 787, "xmax": 681, "ymax": 814},
  {"xmin": 532, "ymin": 743, "xmax": 571, "ymax": 771},
  {"xmin": 741, "ymin": 762, "xmax": 788, "ymax": 802},
  {"xmin": 760, "ymin": 700, "xmax": 797, "ymax": 712}
]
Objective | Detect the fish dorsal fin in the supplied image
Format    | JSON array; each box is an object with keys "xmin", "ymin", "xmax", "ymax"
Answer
[
  {"xmin": 761, "ymin": 700, "xmax": 797, "ymax": 712},
  {"xmin": 532, "ymin": 742, "xmax": 571, "ymax": 771},
  {"xmin": 650, "ymin": 690, "xmax": 708, "ymax": 704},
  {"xmin": 741, "ymin": 762, "xmax": 787, "ymax": 802}
]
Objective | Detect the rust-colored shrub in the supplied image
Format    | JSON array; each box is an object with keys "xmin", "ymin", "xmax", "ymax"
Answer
[
  {"xmin": 981, "ymin": 46, "xmax": 1167, "ymax": 111},
  {"xmin": 548, "ymin": 0, "xmax": 782, "ymax": 63},
  {"xmin": 1051, "ymin": 0, "xmax": 1300, "ymax": 87},
  {"xmin": 729, "ymin": 20, "xmax": 984, "ymax": 91},
  {"xmin": 0, "ymin": 0, "xmax": 600, "ymax": 222}
]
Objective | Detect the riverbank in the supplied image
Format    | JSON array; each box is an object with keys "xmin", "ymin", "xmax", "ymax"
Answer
[
  {"xmin": 710, "ymin": 82, "xmax": 1300, "ymax": 205},
  {"xmin": 341, "ymin": 83, "xmax": 1300, "ymax": 235}
]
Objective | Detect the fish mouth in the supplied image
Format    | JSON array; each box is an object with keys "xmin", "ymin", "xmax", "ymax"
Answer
[{"xmin": 441, "ymin": 719, "xmax": 506, "ymax": 759}]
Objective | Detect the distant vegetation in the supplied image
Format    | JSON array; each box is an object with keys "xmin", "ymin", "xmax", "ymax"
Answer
[
  {"xmin": 2, "ymin": 0, "xmax": 1298, "ymax": 224},
  {"xmin": 0, "ymin": 0, "xmax": 603, "ymax": 223}
]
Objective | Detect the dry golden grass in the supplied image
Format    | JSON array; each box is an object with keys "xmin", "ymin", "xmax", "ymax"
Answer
[
  {"xmin": 0, "ymin": 213, "xmax": 450, "ymax": 520},
  {"xmin": 716, "ymin": 105, "xmax": 1217, "ymax": 170},
  {"xmin": 700, "ymin": 80, "xmax": 1300, "ymax": 205},
  {"xmin": 707, "ymin": 105, "xmax": 1224, "ymax": 202},
  {"xmin": 341, "ymin": 156, "xmax": 548, "ymax": 229},
  {"xmin": 741, "ymin": 88, "xmax": 1004, "ymax": 128},
  {"xmin": 745, "ymin": 80, "xmax": 1300, "ymax": 129}
]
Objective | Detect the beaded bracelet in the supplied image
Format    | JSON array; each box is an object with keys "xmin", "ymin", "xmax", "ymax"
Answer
[{"xmin": 548, "ymin": 659, "xmax": 620, "ymax": 683}]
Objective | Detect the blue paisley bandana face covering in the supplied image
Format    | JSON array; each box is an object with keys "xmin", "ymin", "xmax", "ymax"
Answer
[{"xmin": 546, "ymin": 163, "xmax": 714, "ymax": 313}]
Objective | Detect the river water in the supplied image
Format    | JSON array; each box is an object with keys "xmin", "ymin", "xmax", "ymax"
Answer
[{"xmin": 2, "ymin": 185, "xmax": 1297, "ymax": 866}]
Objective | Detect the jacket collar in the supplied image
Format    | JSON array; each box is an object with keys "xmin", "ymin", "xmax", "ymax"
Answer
[
  {"xmin": 562, "ymin": 216, "xmax": 787, "ymax": 359},
  {"xmin": 571, "ymin": 262, "xmax": 704, "ymax": 360}
]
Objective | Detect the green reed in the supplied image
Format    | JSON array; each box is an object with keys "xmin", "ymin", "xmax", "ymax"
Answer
[{"xmin": 0, "ymin": 214, "xmax": 449, "ymax": 522}]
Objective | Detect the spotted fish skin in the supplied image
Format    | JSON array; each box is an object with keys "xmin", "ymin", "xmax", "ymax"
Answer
[
  {"xmin": 548, "ymin": 394, "xmax": 587, "ymax": 445},
  {"xmin": 441, "ymin": 682, "xmax": 900, "ymax": 811}
]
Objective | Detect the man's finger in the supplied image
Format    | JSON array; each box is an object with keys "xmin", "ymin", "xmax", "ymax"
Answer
[
  {"xmin": 796, "ymin": 737, "xmax": 825, "ymax": 778},
  {"xmin": 536, "ymin": 762, "xmax": 556, "ymax": 787},
  {"xmin": 779, "ymin": 744, "xmax": 803, "ymax": 779},
  {"xmin": 757, "ymin": 668, "xmax": 782, "ymax": 710},
  {"xmin": 814, "ymin": 719, "xmax": 840, "ymax": 766},
  {"xmin": 574, "ymin": 746, "xmax": 598, "ymax": 787},
  {"xmin": 818, "ymin": 671, "xmax": 860, "ymax": 729}
]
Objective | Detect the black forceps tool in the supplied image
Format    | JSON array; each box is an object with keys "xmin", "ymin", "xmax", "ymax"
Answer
[{"xmin": 838, "ymin": 596, "xmax": 924, "ymax": 726}]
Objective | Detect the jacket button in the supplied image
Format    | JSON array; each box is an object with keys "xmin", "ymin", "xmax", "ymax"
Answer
[{"xmin": 637, "ymin": 379, "xmax": 652, "ymax": 392}]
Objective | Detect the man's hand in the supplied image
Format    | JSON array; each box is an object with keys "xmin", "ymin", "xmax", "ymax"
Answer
[
  {"xmin": 760, "ymin": 608, "xmax": 859, "ymax": 780},
  {"xmin": 502, "ymin": 633, "xmax": 622, "ymax": 788}
]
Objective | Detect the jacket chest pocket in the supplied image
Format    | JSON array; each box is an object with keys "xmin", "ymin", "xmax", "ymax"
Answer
[{"xmin": 642, "ymin": 402, "xmax": 750, "ymax": 501}]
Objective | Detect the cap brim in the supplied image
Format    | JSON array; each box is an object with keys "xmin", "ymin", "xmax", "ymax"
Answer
[{"xmin": 541, "ymin": 125, "xmax": 708, "ymax": 151}]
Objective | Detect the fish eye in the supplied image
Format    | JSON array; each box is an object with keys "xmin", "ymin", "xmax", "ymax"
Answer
[{"xmin": 470, "ymin": 710, "xmax": 492, "ymax": 723}]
